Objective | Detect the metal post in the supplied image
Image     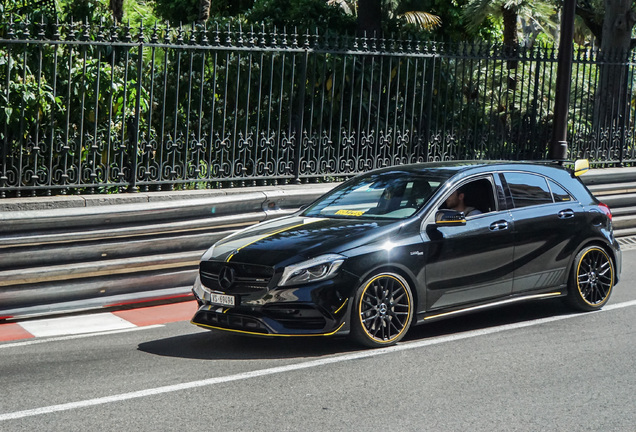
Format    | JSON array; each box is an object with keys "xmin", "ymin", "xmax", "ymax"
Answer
[
  {"xmin": 550, "ymin": 0, "xmax": 577, "ymax": 161},
  {"xmin": 129, "ymin": 39, "xmax": 144, "ymax": 193},
  {"xmin": 292, "ymin": 49, "xmax": 308, "ymax": 184}
]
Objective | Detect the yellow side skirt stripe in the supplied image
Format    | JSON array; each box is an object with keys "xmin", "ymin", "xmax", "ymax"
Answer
[{"xmin": 424, "ymin": 292, "xmax": 562, "ymax": 320}]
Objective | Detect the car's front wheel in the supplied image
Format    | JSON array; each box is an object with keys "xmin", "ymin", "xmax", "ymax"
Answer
[
  {"xmin": 350, "ymin": 272, "xmax": 414, "ymax": 348},
  {"xmin": 566, "ymin": 245, "xmax": 614, "ymax": 311}
]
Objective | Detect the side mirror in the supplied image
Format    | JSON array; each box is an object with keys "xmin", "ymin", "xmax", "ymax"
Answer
[{"xmin": 435, "ymin": 209, "xmax": 466, "ymax": 226}]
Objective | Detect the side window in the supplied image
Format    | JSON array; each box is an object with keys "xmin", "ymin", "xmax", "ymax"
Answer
[
  {"xmin": 548, "ymin": 180, "xmax": 572, "ymax": 202},
  {"xmin": 503, "ymin": 173, "xmax": 553, "ymax": 208},
  {"xmin": 442, "ymin": 177, "xmax": 496, "ymax": 216}
]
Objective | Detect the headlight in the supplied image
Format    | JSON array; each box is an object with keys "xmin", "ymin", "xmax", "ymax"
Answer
[{"xmin": 279, "ymin": 254, "xmax": 345, "ymax": 286}]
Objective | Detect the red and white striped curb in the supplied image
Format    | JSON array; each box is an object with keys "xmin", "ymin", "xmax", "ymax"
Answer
[{"xmin": 0, "ymin": 301, "xmax": 197, "ymax": 342}]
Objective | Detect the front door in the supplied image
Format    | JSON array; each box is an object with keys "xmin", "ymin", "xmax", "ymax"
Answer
[{"xmin": 423, "ymin": 176, "xmax": 515, "ymax": 310}]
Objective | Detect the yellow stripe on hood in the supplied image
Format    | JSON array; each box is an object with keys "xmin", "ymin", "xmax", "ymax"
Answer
[{"xmin": 226, "ymin": 219, "xmax": 322, "ymax": 262}]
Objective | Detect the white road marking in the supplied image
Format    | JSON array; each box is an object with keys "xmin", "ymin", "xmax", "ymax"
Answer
[
  {"xmin": 601, "ymin": 299, "xmax": 636, "ymax": 311},
  {"xmin": 1, "ymin": 299, "xmax": 635, "ymax": 422},
  {"xmin": 0, "ymin": 325, "xmax": 165, "ymax": 350},
  {"xmin": 19, "ymin": 313, "xmax": 136, "ymax": 337}
]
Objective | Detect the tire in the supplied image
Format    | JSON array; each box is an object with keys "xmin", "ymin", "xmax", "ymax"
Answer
[
  {"xmin": 350, "ymin": 272, "xmax": 414, "ymax": 348},
  {"xmin": 566, "ymin": 245, "xmax": 614, "ymax": 311}
]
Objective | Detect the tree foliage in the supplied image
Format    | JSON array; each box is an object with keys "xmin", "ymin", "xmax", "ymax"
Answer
[
  {"xmin": 463, "ymin": 0, "xmax": 557, "ymax": 46},
  {"xmin": 245, "ymin": 0, "xmax": 356, "ymax": 33},
  {"xmin": 3, "ymin": 0, "xmax": 636, "ymax": 198},
  {"xmin": 153, "ymin": 0, "xmax": 200, "ymax": 25}
]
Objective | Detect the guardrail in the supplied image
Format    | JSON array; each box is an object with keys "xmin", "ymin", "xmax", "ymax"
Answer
[
  {"xmin": 581, "ymin": 167, "xmax": 636, "ymax": 237},
  {"xmin": 1, "ymin": 167, "xmax": 636, "ymax": 320},
  {"xmin": 0, "ymin": 184, "xmax": 336, "ymax": 319}
]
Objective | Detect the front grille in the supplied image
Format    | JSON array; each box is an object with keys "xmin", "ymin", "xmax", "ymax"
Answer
[{"xmin": 200, "ymin": 261, "xmax": 274, "ymax": 295}]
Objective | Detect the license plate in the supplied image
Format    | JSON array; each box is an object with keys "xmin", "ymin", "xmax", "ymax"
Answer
[{"xmin": 209, "ymin": 293, "xmax": 236, "ymax": 307}]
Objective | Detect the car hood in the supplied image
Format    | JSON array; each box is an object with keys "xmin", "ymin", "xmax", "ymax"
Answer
[{"xmin": 205, "ymin": 216, "xmax": 402, "ymax": 268}]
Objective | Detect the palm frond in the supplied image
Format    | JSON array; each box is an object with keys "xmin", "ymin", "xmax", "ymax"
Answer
[
  {"xmin": 502, "ymin": 0, "xmax": 525, "ymax": 9},
  {"xmin": 327, "ymin": 0, "xmax": 354, "ymax": 16},
  {"xmin": 398, "ymin": 11, "xmax": 442, "ymax": 31},
  {"xmin": 464, "ymin": 0, "xmax": 502, "ymax": 33}
]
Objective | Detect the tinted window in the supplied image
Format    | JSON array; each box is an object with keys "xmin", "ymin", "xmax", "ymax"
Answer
[
  {"xmin": 504, "ymin": 173, "xmax": 553, "ymax": 208},
  {"xmin": 302, "ymin": 172, "xmax": 447, "ymax": 220},
  {"xmin": 548, "ymin": 180, "xmax": 572, "ymax": 202},
  {"xmin": 442, "ymin": 177, "xmax": 496, "ymax": 215}
]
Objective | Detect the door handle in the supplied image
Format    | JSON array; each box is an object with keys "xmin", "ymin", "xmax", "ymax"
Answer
[
  {"xmin": 558, "ymin": 209, "xmax": 575, "ymax": 219},
  {"xmin": 489, "ymin": 220, "xmax": 509, "ymax": 231}
]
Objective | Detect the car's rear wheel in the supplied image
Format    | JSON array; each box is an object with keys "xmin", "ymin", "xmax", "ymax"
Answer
[
  {"xmin": 350, "ymin": 272, "xmax": 413, "ymax": 348},
  {"xmin": 566, "ymin": 245, "xmax": 614, "ymax": 311}
]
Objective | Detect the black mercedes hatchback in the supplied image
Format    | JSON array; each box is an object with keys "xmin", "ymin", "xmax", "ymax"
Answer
[{"xmin": 191, "ymin": 161, "xmax": 621, "ymax": 347}]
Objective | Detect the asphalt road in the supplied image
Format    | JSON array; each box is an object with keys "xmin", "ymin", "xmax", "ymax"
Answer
[{"xmin": 2, "ymin": 250, "xmax": 635, "ymax": 432}]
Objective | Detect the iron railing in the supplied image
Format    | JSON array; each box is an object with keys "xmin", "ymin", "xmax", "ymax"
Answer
[{"xmin": 1, "ymin": 19, "xmax": 636, "ymax": 197}]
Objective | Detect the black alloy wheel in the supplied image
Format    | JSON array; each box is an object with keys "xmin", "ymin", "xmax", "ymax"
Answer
[
  {"xmin": 351, "ymin": 272, "xmax": 413, "ymax": 348},
  {"xmin": 567, "ymin": 245, "xmax": 614, "ymax": 311}
]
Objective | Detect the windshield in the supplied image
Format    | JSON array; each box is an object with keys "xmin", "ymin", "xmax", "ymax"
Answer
[{"xmin": 302, "ymin": 171, "xmax": 448, "ymax": 220}]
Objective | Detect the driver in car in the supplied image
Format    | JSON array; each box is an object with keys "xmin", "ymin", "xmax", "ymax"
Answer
[{"xmin": 444, "ymin": 185, "xmax": 482, "ymax": 217}]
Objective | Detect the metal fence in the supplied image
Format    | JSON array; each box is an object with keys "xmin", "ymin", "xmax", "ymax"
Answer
[{"xmin": 1, "ymin": 19, "xmax": 636, "ymax": 197}]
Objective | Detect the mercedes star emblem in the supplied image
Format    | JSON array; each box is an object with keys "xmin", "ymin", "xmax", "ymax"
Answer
[{"xmin": 218, "ymin": 266, "xmax": 236, "ymax": 290}]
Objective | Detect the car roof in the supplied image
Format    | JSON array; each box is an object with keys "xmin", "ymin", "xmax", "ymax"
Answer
[
  {"xmin": 362, "ymin": 160, "xmax": 593, "ymax": 207},
  {"xmin": 369, "ymin": 160, "xmax": 572, "ymax": 178}
]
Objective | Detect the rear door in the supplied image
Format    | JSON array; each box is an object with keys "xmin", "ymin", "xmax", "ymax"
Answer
[{"xmin": 502, "ymin": 172, "xmax": 584, "ymax": 293}]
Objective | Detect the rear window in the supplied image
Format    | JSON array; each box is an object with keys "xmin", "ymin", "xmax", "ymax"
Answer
[
  {"xmin": 504, "ymin": 172, "xmax": 553, "ymax": 208},
  {"xmin": 548, "ymin": 180, "xmax": 572, "ymax": 202}
]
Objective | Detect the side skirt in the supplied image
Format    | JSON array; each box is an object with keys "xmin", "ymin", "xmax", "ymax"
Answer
[{"xmin": 414, "ymin": 291, "xmax": 566, "ymax": 325}]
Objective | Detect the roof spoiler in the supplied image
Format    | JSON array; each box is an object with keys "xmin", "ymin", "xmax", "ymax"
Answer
[
  {"xmin": 549, "ymin": 159, "xmax": 589, "ymax": 177},
  {"xmin": 572, "ymin": 159, "xmax": 589, "ymax": 177}
]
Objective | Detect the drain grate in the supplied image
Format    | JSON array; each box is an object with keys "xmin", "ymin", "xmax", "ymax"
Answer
[{"xmin": 618, "ymin": 235, "xmax": 636, "ymax": 250}]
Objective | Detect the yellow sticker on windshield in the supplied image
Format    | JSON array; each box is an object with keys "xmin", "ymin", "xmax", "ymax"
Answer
[{"xmin": 336, "ymin": 209, "xmax": 365, "ymax": 216}]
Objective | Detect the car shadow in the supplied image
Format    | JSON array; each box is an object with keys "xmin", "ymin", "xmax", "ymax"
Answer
[
  {"xmin": 137, "ymin": 330, "xmax": 358, "ymax": 360},
  {"xmin": 138, "ymin": 298, "xmax": 577, "ymax": 360},
  {"xmin": 404, "ymin": 297, "xmax": 575, "ymax": 342}
]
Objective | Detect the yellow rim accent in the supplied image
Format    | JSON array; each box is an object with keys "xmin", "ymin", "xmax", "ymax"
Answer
[
  {"xmin": 358, "ymin": 274, "xmax": 411, "ymax": 344},
  {"xmin": 226, "ymin": 221, "xmax": 318, "ymax": 262},
  {"xmin": 576, "ymin": 247, "xmax": 613, "ymax": 307},
  {"xmin": 191, "ymin": 320, "xmax": 346, "ymax": 337}
]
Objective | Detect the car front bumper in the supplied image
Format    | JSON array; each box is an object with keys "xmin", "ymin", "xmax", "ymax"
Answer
[{"xmin": 190, "ymin": 273, "xmax": 357, "ymax": 337}]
